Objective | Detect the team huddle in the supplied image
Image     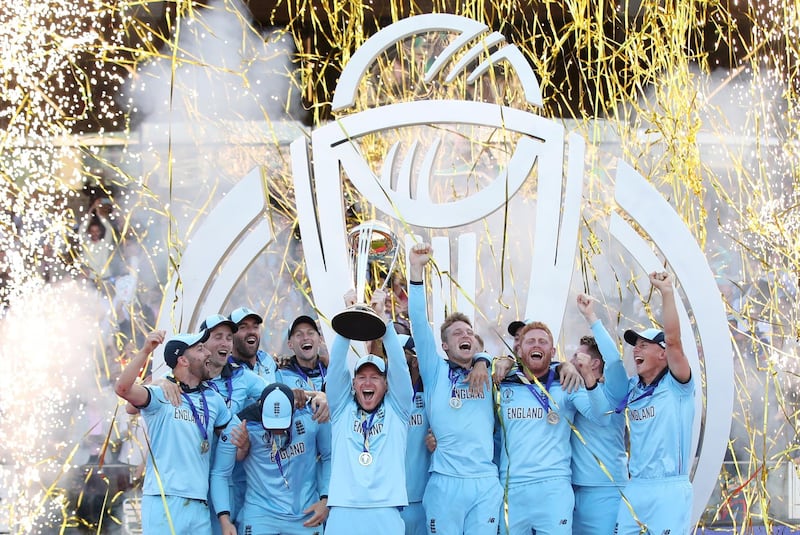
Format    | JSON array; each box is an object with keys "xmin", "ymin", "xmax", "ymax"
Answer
[{"xmin": 115, "ymin": 242, "xmax": 696, "ymax": 535}]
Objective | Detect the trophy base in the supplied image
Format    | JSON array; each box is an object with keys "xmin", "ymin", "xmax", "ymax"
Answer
[{"xmin": 332, "ymin": 305, "xmax": 387, "ymax": 341}]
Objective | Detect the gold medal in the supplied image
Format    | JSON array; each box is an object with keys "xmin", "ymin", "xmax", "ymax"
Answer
[
  {"xmin": 449, "ymin": 397, "xmax": 462, "ymax": 409},
  {"xmin": 546, "ymin": 411, "xmax": 560, "ymax": 425},
  {"xmin": 200, "ymin": 439, "xmax": 210, "ymax": 453},
  {"xmin": 358, "ymin": 452, "xmax": 373, "ymax": 466}
]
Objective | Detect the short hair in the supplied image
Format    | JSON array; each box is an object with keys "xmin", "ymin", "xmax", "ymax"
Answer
[
  {"xmin": 440, "ymin": 312, "xmax": 472, "ymax": 340},
  {"xmin": 517, "ymin": 321, "xmax": 553, "ymax": 344},
  {"xmin": 579, "ymin": 335, "xmax": 603, "ymax": 361}
]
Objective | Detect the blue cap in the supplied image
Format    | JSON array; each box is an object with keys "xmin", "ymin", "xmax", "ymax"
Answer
[
  {"xmin": 624, "ymin": 327, "xmax": 666, "ymax": 348},
  {"xmin": 354, "ymin": 354, "xmax": 386, "ymax": 374},
  {"xmin": 260, "ymin": 383, "xmax": 294, "ymax": 430},
  {"xmin": 200, "ymin": 314, "xmax": 238, "ymax": 333},
  {"xmin": 229, "ymin": 307, "xmax": 263, "ymax": 325},
  {"xmin": 288, "ymin": 315, "xmax": 319, "ymax": 338},
  {"xmin": 163, "ymin": 330, "xmax": 210, "ymax": 368}
]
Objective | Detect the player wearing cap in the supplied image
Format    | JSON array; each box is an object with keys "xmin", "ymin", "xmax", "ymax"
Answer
[
  {"xmin": 325, "ymin": 289, "xmax": 413, "ymax": 533},
  {"xmin": 496, "ymin": 320, "xmax": 608, "ymax": 534},
  {"xmin": 211, "ymin": 383, "xmax": 332, "ymax": 534},
  {"xmin": 114, "ymin": 330, "xmax": 239, "ymax": 535},
  {"xmin": 570, "ymin": 294, "xmax": 629, "ymax": 535},
  {"xmin": 229, "ymin": 306, "xmax": 280, "ymax": 383},
  {"xmin": 614, "ymin": 271, "xmax": 694, "ymax": 535},
  {"xmin": 281, "ymin": 315, "xmax": 327, "ymax": 392},
  {"xmin": 407, "ymin": 242, "xmax": 499, "ymax": 535},
  {"xmin": 397, "ymin": 334, "xmax": 430, "ymax": 535}
]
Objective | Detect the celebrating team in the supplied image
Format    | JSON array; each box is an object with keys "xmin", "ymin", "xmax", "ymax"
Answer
[{"xmin": 115, "ymin": 241, "xmax": 696, "ymax": 534}]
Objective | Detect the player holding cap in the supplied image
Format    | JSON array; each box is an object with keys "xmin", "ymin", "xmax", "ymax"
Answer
[
  {"xmin": 214, "ymin": 382, "xmax": 332, "ymax": 533},
  {"xmin": 325, "ymin": 288, "xmax": 413, "ymax": 533},
  {"xmin": 614, "ymin": 271, "xmax": 695, "ymax": 535}
]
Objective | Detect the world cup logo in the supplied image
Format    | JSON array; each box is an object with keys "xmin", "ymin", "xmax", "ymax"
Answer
[
  {"xmin": 290, "ymin": 14, "xmax": 733, "ymax": 523},
  {"xmin": 160, "ymin": 13, "xmax": 733, "ymax": 523}
]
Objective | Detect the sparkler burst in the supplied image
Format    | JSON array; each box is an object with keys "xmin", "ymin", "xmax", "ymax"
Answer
[{"xmin": 1, "ymin": 0, "xmax": 799, "ymax": 532}]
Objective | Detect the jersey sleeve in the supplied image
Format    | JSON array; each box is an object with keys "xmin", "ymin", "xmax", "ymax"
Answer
[
  {"xmin": 316, "ymin": 421, "xmax": 332, "ymax": 496},
  {"xmin": 384, "ymin": 322, "xmax": 413, "ymax": 420},
  {"xmin": 209, "ymin": 414, "xmax": 241, "ymax": 514},
  {"xmin": 570, "ymin": 385, "xmax": 613, "ymax": 424},
  {"xmin": 591, "ymin": 319, "xmax": 628, "ymax": 404},
  {"xmin": 408, "ymin": 283, "xmax": 443, "ymax": 386},
  {"xmin": 327, "ymin": 333, "xmax": 354, "ymax": 418}
]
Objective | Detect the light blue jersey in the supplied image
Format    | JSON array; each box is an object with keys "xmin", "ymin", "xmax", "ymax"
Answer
[
  {"xmin": 570, "ymin": 320, "xmax": 628, "ymax": 484},
  {"xmin": 139, "ymin": 382, "xmax": 237, "ymax": 534},
  {"xmin": 207, "ymin": 362, "xmax": 269, "ymax": 533},
  {"xmin": 626, "ymin": 370, "xmax": 694, "ymax": 479},
  {"xmin": 209, "ymin": 362, "xmax": 269, "ymax": 413},
  {"xmin": 280, "ymin": 357, "xmax": 327, "ymax": 392},
  {"xmin": 139, "ymin": 383, "xmax": 233, "ymax": 500},
  {"xmin": 498, "ymin": 370, "xmax": 609, "ymax": 487},
  {"xmin": 571, "ymin": 320, "xmax": 628, "ymax": 535},
  {"xmin": 402, "ymin": 384, "xmax": 431, "ymax": 535},
  {"xmin": 497, "ymin": 371, "xmax": 612, "ymax": 534},
  {"xmin": 615, "ymin": 370, "xmax": 695, "ymax": 535},
  {"xmin": 408, "ymin": 283, "xmax": 502, "ymax": 535},
  {"xmin": 232, "ymin": 405, "xmax": 331, "ymax": 530},
  {"xmin": 408, "ymin": 284, "xmax": 496, "ymax": 478},
  {"xmin": 327, "ymin": 323, "xmax": 413, "ymax": 509},
  {"xmin": 230, "ymin": 349, "xmax": 280, "ymax": 384}
]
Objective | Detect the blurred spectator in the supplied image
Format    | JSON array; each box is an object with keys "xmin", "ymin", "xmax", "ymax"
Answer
[{"xmin": 78, "ymin": 197, "xmax": 118, "ymax": 280}]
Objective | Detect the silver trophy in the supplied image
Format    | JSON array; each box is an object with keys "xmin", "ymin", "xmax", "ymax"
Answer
[{"xmin": 332, "ymin": 220, "xmax": 400, "ymax": 341}]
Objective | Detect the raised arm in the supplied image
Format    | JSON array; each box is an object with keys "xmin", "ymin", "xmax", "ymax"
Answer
[
  {"xmin": 577, "ymin": 293, "xmax": 627, "ymax": 402},
  {"xmin": 407, "ymin": 242, "xmax": 442, "ymax": 383},
  {"xmin": 651, "ymin": 271, "xmax": 691, "ymax": 383},
  {"xmin": 114, "ymin": 330, "xmax": 165, "ymax": 407}
]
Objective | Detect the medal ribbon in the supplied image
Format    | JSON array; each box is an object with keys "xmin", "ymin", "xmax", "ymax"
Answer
[
  {"xmin": 412, "ymin": 378, "xmax": 422, "ymax": 398},
  {"xmin": 448, "ymin": 367, "xmax": 465, "ymax": 400},
  {"xmin": 209, "ymin": 375, "xmax": 233, "ymax": 406},
  {"xmin": 266, "ymin": 431, "xmax": 292, "ymax": 488},
  {"xmin": 181, "ymin": 390, "xmax": 209, "ymax": 443},
  {"xmin": 360, "ymin": 409, "xmax": 378, "ymax": 454},
  {"xmin": 292, "ymin": 362, "xmax": 325, "ymax": 391},
  {"xmin": 515, "ymin": 369, "xmax": 555, "ymax": 413},
  {"xmin": 614, "ymin": 383, "xmax": 656, "ymax": 414}
]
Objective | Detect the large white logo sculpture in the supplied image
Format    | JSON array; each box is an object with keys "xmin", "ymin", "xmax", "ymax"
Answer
[{"xmin": 159, "ymin": 13, "xmax": 732, "ymax": 523}]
